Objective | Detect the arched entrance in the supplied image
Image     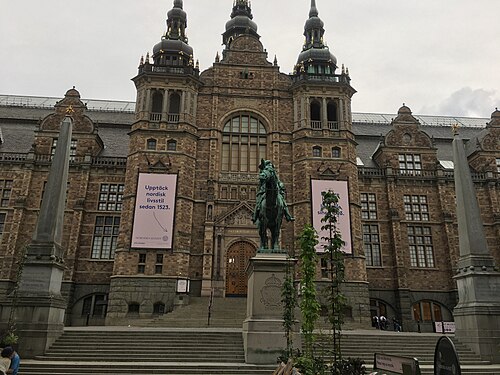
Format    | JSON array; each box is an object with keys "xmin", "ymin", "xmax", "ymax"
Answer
[{"xmin": 225, "ymin": 241, "xmax": 256, "ymax": 296}]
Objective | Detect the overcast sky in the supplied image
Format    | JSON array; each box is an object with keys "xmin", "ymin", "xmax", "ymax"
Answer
[{"xmin": 1, "ymin": 0, "xmax": 499, "ymax": 118}]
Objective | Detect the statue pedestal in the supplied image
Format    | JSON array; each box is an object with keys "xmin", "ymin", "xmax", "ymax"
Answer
[{"xmin": 243, "ymin": 253, "xmax": 299, "ymax": 364}]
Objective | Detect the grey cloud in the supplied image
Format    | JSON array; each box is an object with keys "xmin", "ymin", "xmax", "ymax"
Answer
[{"xmin": 420, "ymin": 88, "xmax": 499, "ymax": 118}]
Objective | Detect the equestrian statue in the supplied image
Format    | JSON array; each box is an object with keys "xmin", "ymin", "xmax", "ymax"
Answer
[{"xmin": 252, "ymin": 159, "xmax": 294, "ymax": 252}]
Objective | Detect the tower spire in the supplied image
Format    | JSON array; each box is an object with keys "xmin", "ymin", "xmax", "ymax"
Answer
[
  {"xmin": 149, "ymin": 0, "xmax": 196, "ymax": 73},
  {"xmin": 309, "ymin": 0, "xmax": 319, "ymax": 17},
  {"xmin": 294, "ymin": 0, "xmax": 338, "ymax": 77},
  {"xmin": 223, "ymin": 0, "xmax": 259, "ymax": 47}
]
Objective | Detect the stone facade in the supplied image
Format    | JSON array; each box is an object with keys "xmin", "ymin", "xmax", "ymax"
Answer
[{"xmin": 0, "ymin": 0, "xmax": 499, "ymax": 332}]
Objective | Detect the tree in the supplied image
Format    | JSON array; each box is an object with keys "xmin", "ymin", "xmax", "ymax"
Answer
[
  {"xmin": 320, "ymin": 190, "xmax": 347, "ymax": 373},
  {"xmin": 282, "ymin": 250, "xmax": 297, "ymax": 360}
]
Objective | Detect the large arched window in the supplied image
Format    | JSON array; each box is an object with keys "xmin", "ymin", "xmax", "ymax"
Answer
[
  {"xmin": 412, "ymin": 300, "xmax": 443, "ymax": 322},
  {"xmin": 222, "ymin": 114, "xmax": 267, "ymax": 172}
]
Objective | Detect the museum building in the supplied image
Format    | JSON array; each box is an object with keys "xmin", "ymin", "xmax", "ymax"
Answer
[{"xmin": 0, "ymin": 0, "xmax": 499, "ymax": 331}]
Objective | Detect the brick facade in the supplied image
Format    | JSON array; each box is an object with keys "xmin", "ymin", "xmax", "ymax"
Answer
[{"xmin": 0, "ymin": 1, "xmax": 498, "ymax": 331}]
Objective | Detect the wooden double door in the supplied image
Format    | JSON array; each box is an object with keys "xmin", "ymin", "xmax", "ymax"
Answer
[{"xmin": 225, "ymin": 241, "xmax": 256, "ymax": 296}]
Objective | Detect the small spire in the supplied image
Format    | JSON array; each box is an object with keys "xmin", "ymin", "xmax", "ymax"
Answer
[
  {"xmin": 273, "ymin": 55, "xmax": 278, "ymax": 66},
  {"xmin": 195, "ymin": 59, "xmax": 199, "ymax": 69},
  {"xmin": 309, "ymin": 0, "xmax": 319, "ymax": 18},
  {"xmin": 342, "ymin": 64, "xmax": 345, "ymax": 74},
  {"xmin": 139, "ymin": 55, "xmax": 144, "ymax": 66},
  {"xmin": 346, "ymin": 67, "xmax": 350, "ymax": 76},
  {"xmin": 215, "ymin": 51, "xmax": 220, "ymax": 62},
  {"xmin": 145, "ymin": 52, "xmax": 150, "ymax": 64}
]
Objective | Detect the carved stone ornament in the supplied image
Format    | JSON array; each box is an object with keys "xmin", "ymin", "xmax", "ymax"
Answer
[{"xmin": 260, "ymin": 274, "xmax": 282, "ymax": 310}]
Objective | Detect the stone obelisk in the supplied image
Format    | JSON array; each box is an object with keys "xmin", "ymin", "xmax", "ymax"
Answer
[
  {"xmin": 14, "ymin": 113, "xmax": 74, "ymax": 357},
  {"xmin": 452, "ymin": 125, "xmax": 500, "ymax": 363}
]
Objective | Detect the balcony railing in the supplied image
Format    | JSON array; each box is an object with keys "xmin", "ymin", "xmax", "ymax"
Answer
[
  {"xmin": 309, "ymin": 120, "xmax": 339, "ymax": 130},
  {"xmin": 311, "ymin": 120, "xmax": 322, "ymax": 129},
  {"xmin": 0, "ymin": 153, "xmax": 27, "ymax": 162},
  {"xmin": 92, "ymin": 156, "xmax": 127, "ymax": 168},
  {"xmin": 139, "ymin": 64, "xmax": 200, "ymax": 78},
  {"xmin": 150, "ymin": 113, "xmax": 162, "ymax": 122},
  {"xmin": 328, "ymin": 121, "xmax": 339, "ymax": 130},
  {"xmin": 168, "ymin": 114, "xmax": 180, "ymax": 123}
]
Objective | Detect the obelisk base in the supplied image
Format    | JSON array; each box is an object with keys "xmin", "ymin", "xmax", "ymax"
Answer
[
  {"xmin": 454, "ymin": 269, "xmax": 500, "ymax": 363},
  {"xmin": 13, "ymin": 254, "xmax": 66, "ymax": 358}
]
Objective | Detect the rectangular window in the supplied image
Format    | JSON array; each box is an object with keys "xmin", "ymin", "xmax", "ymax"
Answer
[
  {"xmin": 363, "ymin": 224, "xmax": 382, "ymax": 267},
  {"xmin": 320, "ymin": 257, "xmax": 329, "ymax": 279},
  {"xmin": 138, "ymin": 253, "xmax": 146, "ymax": 274},
  {"xmin": 0, "ymin": 180, "xmax": 13, "ymax": 207},
  {"xmin": 399, "ymin": 154, "xmax": 422, "ymax": 175},
  {"xmin": 0, "ymin": 212, "xmax": 6, "ymax": 235},
  {"xmin": 91, "ymin": 216, "xmax": 120, "ymax": 259},
  {"xmin": 408, "ymin": 226, "xmax": 434, "ymax": 268},
  {"xmin": 360, "ymin": 193, "xmax": 377, "ymax": 220},
  {"xmin": 51, "ymin": 139, "xmax": 77, "ymax": 161},
  {"xmin": 98, "ymin": 184, "xmax": 124, "ymax": 211},
  {"xmin": 497, "ymin": 158, "xmax": 500, "ymax": 173},
  {"xmin": 155, "ymin": 253, "xmax": 163, "ymax": 274},
  {"xmin": 404, "ymin": 195, "xmax": 429, "ymax": 221}
]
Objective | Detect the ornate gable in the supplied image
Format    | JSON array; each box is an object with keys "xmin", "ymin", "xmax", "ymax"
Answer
[{"xmin": 215, "ymin": 202, "xmax": 254, "ymax": 227}]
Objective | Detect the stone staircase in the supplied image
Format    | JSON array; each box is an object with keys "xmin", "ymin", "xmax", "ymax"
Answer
[
  {"xmin": 17, "ymin": 295, "xmax": 499, "ymax": 375},
  {"xmin": 316, "ymin": 331, "xmax": 490, "ymax": 366},
  {"xmin": 18, "ymin": 328, "xmax": 500, "ymax": 375},
  {"xmin": 137, "ymin": 297, "xmax": 247, "ymax": 328},
  {"xmin": 21, "ymin": 329, "xmax": 275, "ymax": 375}
]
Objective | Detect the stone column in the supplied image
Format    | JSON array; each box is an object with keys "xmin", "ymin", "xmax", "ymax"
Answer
[
  {"xmin": 452, "ymin": 130, "xmax": 500, "ymax": 363},
  {"xmin": 14, "ymin": 116, "xmax": 73, "ymax": 358},
  {"xmin": 243, "ymin": 253, "xmax": 299, "ymax": 364}
]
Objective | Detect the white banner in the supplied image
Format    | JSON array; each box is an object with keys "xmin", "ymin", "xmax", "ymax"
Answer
[
  {"xmin": 131, "ymin": 173, "xmax": 177, "ymax": 249},
  {"xmin": 311, "ymin": 179, "xmax": 352, "ymax": 254}
]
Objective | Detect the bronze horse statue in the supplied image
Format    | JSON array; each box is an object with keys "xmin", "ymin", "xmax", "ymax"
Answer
[{"xmin": 252, "ymin": 160, "xmax": 294, "ymax": 252}]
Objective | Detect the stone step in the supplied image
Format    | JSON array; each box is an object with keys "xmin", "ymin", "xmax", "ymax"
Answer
[
  {"xmin": 25, "ymin": 328, "xmax": 495, "ymax": 375},
  {"xmin": 20, "ymin": 362, "xmax": 275, "ymax": 375}
]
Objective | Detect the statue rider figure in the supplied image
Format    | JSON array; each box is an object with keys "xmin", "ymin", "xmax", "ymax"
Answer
[{"xmin": 252, "ymin": 159, "xmax": 294, "ymax": 224}]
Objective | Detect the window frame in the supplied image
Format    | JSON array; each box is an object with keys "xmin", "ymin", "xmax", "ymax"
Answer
[
  {"xmin": 91, "ymin": 215, "xmax": 120, "ymax": 259},
  {"xmin": 98, "ymin": 184, "xmax": 124, "ymax": 212},
  {"xmin": 0, "ymin": 180, "xmax": 13, "ymax": 207},
  {"xmin": 403, "ymin": 195, "xmax": 429, "ymax": 221},
  {"xmin": 312, "ymin": 146, "xmax": 322, "ymax": 158},
  {"xmin": 408, "ymin": 225, "xmax": 435, "ymax": 268},
  {"xmin": 221, "ymin": 114, "xmax": 267, "ymax": 172},
  {"xmin": 398, "ymin": 153, "xmax": 422, "ymax": 175},
  {"xmin": 412, "ymin": 300, "xmax": 443, "ymax": 322},
  {"xmin": 146, "ymin": 138, "xmax": 157, "ymax": 151},
  {"xmin": 363, "ymin": 224, "xmax": 382, "ymax": 267},
  {"xmin": 0, "ymin": 212, "xmax": 6, "ymax": 236}
]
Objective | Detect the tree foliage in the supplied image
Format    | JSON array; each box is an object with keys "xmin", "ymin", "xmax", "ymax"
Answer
[{"xmin": 320, "ymin": 190, "xmax": 347, "ymax": 369}]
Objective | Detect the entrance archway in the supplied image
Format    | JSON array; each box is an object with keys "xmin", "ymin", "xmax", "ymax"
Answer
[{"xmin": 225, "ymin": 241, "xmax": 256, "ymax": 296}]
